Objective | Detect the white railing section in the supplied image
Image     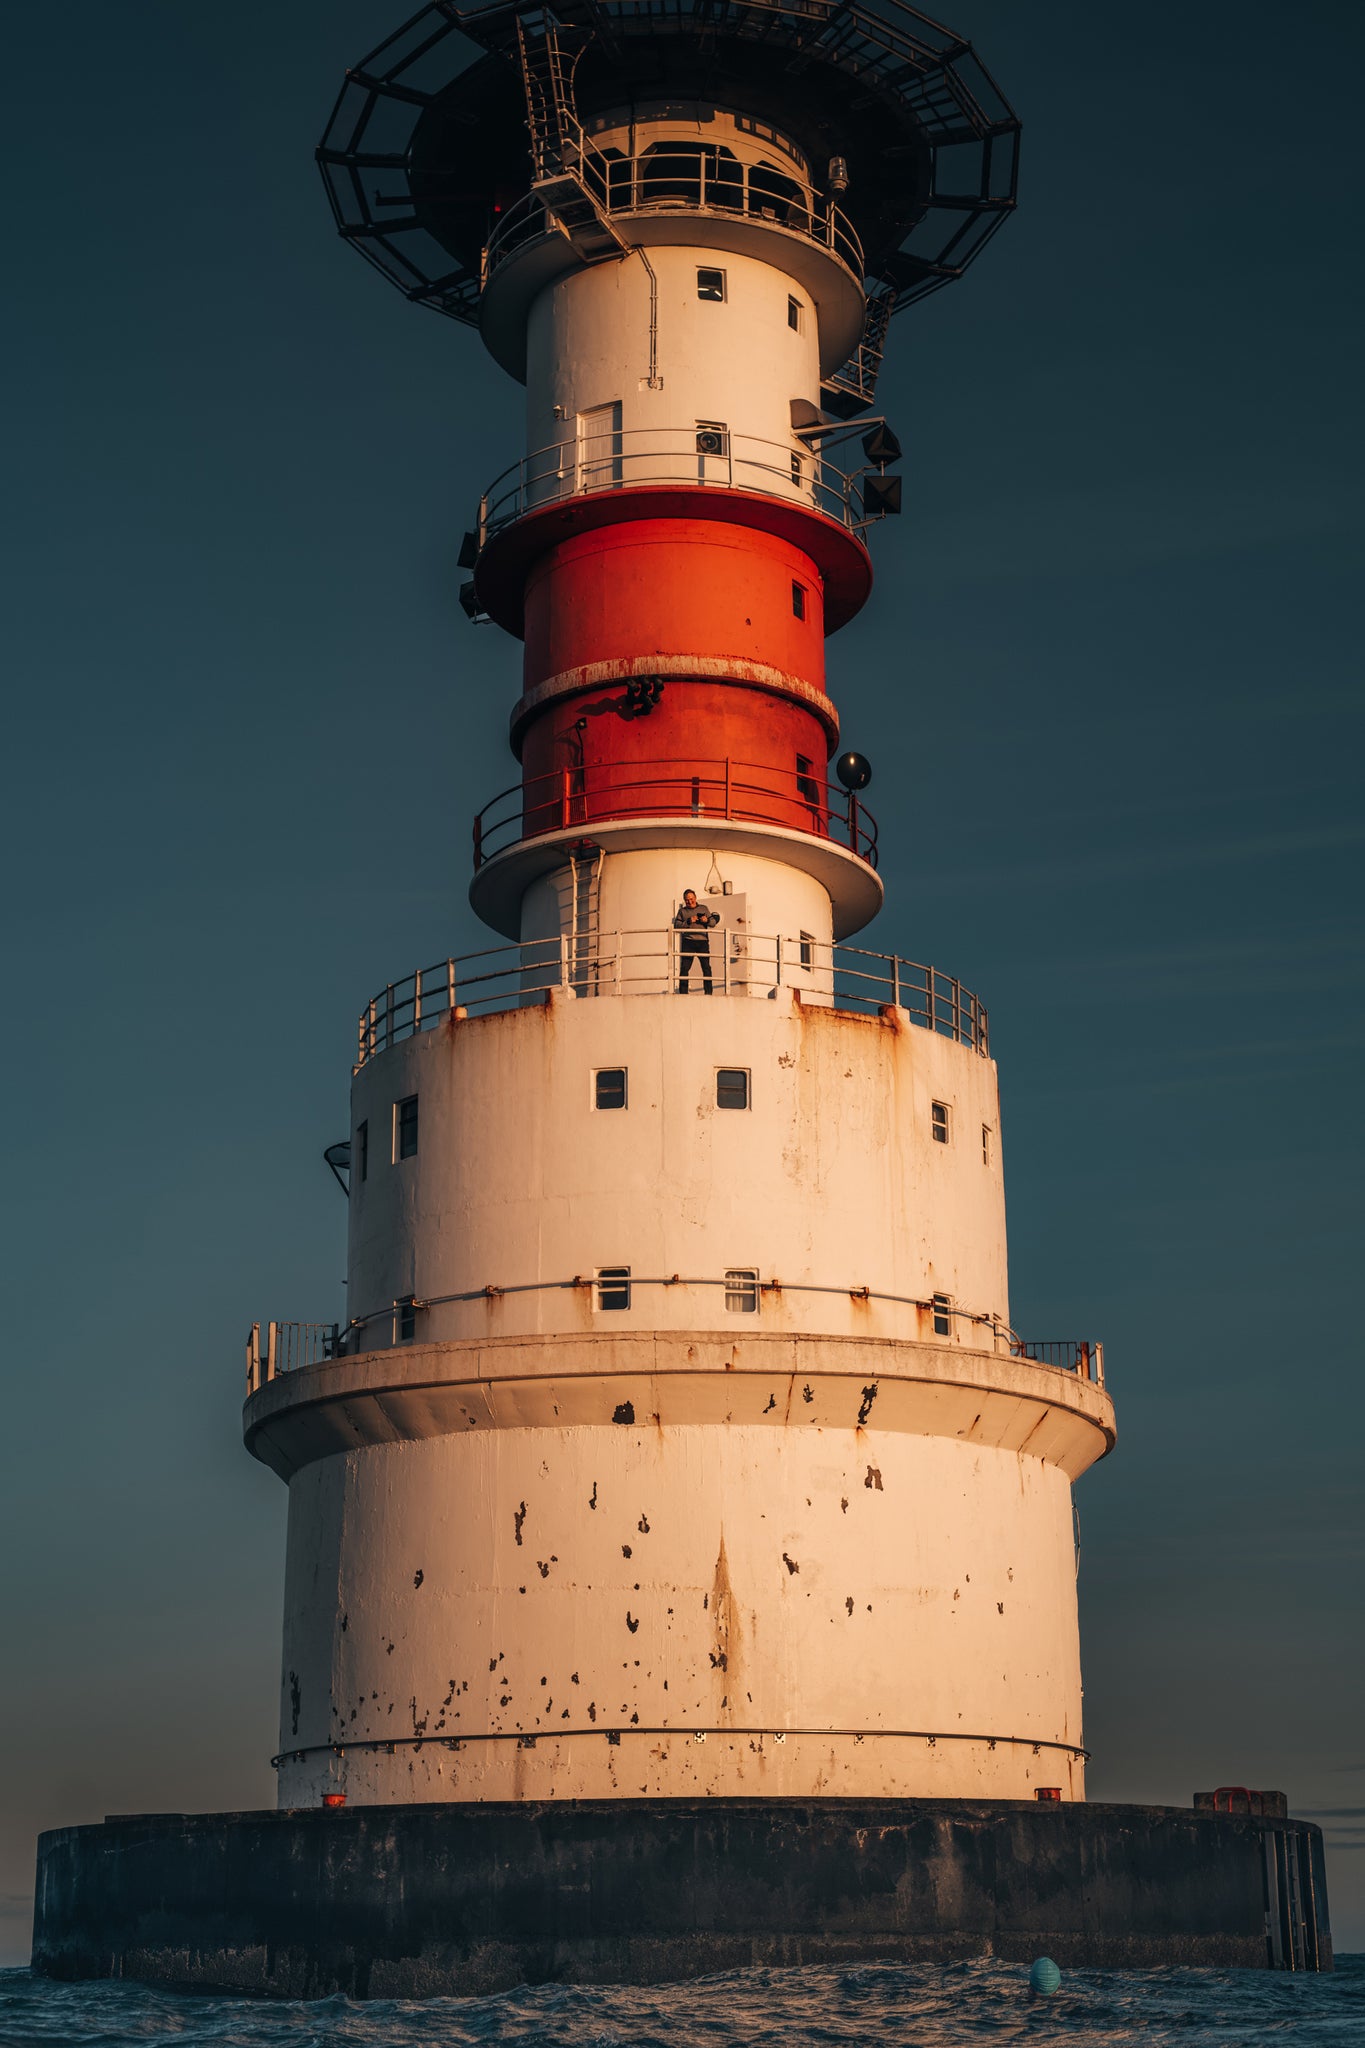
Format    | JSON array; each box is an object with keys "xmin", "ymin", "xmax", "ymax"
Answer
[
  {"xmin": 246, "ymin": 1300, "xmax": 1103, "ymax": 1394},
  {"xmin": 481, "ymin": 155, "xmax": 864, "ymax": 284},
  {"xmin": 353, "ymin": 930, "xmax": 988, "ymax": 1068},
  {"xmin": 245, "ymin": 1321, "xmax": 340, "ymax": 1394},
  {"xmin": 478, "ymin": 427, "xmax": 869, "ymax": 542}
]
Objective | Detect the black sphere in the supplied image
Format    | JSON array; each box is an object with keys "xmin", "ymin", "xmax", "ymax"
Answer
[{"xmin": 835, "ymin": 751, "xmax": 872, "ymax": 792}]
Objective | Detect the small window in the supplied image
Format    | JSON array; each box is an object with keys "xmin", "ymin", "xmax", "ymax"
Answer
[
  {"xmin": 395, "ymin": 1094, "xmax": 419, "ymax": 1160},
  {"xmin": 787, "ymin": 294, "xmax": 802, "ymax": 331},
  {"xmin": 696, "ymin": 419, "xmax": 729, "ymax": 457},
  {"xmin": 357, "ymin": 1119, "xmax": 369, "ymax": 1183},
  {"xmin": 725, "ymin": 1269, "xmax": 759, "ymax": 1313},
  {"xmin": 931, "ymin": 1101, "xmax": 950, "ymax": 1145},
  {"xmin": 596, "ymin": 1266, "xmax": 631, "ymax": 1311},
  {"xmin": 791, "ymin": 580, "xmax": 806, "ymax": 620},
  {"xmin": 716, "ymin": 1068, "xmax": 750, "ymax": 1110},
  {"xmin": 595, "ymin": 1067, "xmax": 627, "ymax": 1110},
  {"xmin": 790, "ymin": 450, "xmax": 803, "ymax": 486},
  {"xmin": 799, "ymin": 931, "xmax": 814, "ymax": 970},
  {"xmin": 982, "ymin": 1123, "xmax": 992, "ymax": 1165},
  {"xmin": 795, "ymin": 753, "xmax": 820, "ymax": 805},
  {"xmin": 932, "ymin": 1292, "xmax": 952, "ymax": 1337},
  {"xmin": 697, "ymin": 267, "xmax": 726, "ymax": 302},
  {"xmin": 396, "ymin": 1295, "xmax": 416, "ymax": 1343}
]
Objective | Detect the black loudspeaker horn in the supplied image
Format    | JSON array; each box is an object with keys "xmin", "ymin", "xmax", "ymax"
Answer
[
  {"xmin": 861, "ymin": 422, "xmax": 903, "ymax": 465},
  {"xmin": 862, "ymin": 473, "xmax": 903, "ymax": 519}
]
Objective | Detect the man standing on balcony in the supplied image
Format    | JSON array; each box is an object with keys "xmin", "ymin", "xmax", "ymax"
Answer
[{"xmin": 674, "ymin": 890, "xmax": 719, "ymax": 994}]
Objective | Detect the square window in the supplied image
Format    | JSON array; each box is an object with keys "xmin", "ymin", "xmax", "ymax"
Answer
[
  {"xmin": 791, "ymin": 580, "xmax": 806, "ymax": 620},
  {"xmin": 595, "ymin": 1067, "xmax": 627, "ymax": 1109},
  {"xmin": 982, "ymin": 1123, "xmax": 992, "ymax": 1165},
  {"xmin": 799, "ymin": 931, "xmax": 814, "ymax": 970},
  {"xmin": 696, "ymin": 419, "xmax": 729, "ymax": 457},
  {"xmin": 396, "ymin": 1295, "xmax": 416, "ymax": 1343},
  {"xmin": 725, "ymin": 1268, "xmax": 759, "ymax": 1313},
  {"xmin": 395, "ymin": 1094, "xmax": 419, "ymax": 1160},
  {"xmin": 932, "ymin": 1292, "xmax": 952, "ymax": 1337},
  {"xmin": 795, "ymin": 753, "xmax": 819, "ymax": 804},
  {"xmin": 357, "ymin": 1119, "xmax": 369, "ymax": 1183},
  {"xmin": 697, "ymin": 267, "xmax": 726, "ymax": 302},
  {"xmin": 596, "ymin": 1266, "xmax": 631, "ymax": 1311},
  {"xmin": 787, "ymin": 295, "xmax": 802, "ymax": 331},
  {"xmin": 716, "ymin": 1068, "xmax": 750, "ymax": 1110},
  {"xmin": 931, "ymin": 1101, "xmax": 950, "ymax": 1145}
]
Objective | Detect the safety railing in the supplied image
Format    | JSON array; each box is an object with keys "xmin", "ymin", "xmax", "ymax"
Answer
[
  {"xmin": 353, "ymin": 929, "xmax": 987, "ymax": 1067},
  {"xmin": 482, "ymin": 147, "xmax": 863, "ymax": 285},
  {"xmin": 1011, "ymin": 1339, "xmax": 1105, "ymax": 1386},
  {"xmin": 477, "ymin": 427, "xmax": 869, "ymax": 543},
  {"xmin": 245, "ymin": 1320, "xmax": 341, "ymax": 1395},
  {"xmin": 473, "ymin": 757, "xmax": 877, "ymax": 870}
]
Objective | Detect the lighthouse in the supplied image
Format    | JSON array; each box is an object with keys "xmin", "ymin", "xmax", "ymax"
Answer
[
  {"xmin": 239, "ymin": 0, "xmax": 1116, "ymax": 1812},
  {"xmin": 31, "ymin": 0, "xmax": 1335, "ymax": 1994}
]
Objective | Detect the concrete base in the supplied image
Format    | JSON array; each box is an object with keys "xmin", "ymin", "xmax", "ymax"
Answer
[{"xmin": 32, "ymin": 1798, "xmax": 1331, "ymax": 1996}]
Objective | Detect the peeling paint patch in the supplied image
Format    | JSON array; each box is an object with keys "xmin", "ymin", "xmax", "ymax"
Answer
[
  {"xmin": 288, "ymin": 1672, "xmax": 301, "ymax": 1736},
  {"xmin": 589, "ymin": 1482, "xmax": 597, "ymax": 1510},
  {"xmin": 626, "ymin": 1612, "xmax": 640, "ymax": 1634},
  {"xmin": 637, "ymin": 1514, "xmax": 650, "ymax": 1534},
  {"xmin": 783, "ymin": 1553, "xmax": 800, "ymax": 1575},
  {"xmin": 864, "ymin": 1466, "xmax": 883, "ymax": 1491},
  {"xmin": 514, "ymin": 1502, "xmax": 527, "ymax": 1546},
  {"xmin": 856, "ymin": 1383, "xmax": 878, "ymax": 1425},
  {"xmin": 613, "ymin": 1401, "xmax": 635, "ymax": 1425},
  {"xmin": 413, "ymin": 1569, "xmax": 424, "ymax": 1589},
  {"xmin": 840, "ymin": 1498, "xmax": 849, "ymax": 1514},
  {"xmin": 845, "ymin": 1596, "xmax": 854, "ymax": 1615},
  {"xmin": 801, "ymin": 1383, "xmax": 814, "ymax": 1404}
]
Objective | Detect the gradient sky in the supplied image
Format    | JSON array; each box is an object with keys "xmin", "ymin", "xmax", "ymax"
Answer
[{"xmin": 2, "ymin": 0, "xmax": 1361, "ymax": 1965}]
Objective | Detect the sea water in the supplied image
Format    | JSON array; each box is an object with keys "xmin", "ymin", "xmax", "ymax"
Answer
[{"xmin": 1, "ymin": 1956, "xmax": 1361, "ymax": 2047}]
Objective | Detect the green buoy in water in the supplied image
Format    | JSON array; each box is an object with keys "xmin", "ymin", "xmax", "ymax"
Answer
[{"xmin": 1030, "ymin": 1957, "xmax": 1062, "ymax": 1994}]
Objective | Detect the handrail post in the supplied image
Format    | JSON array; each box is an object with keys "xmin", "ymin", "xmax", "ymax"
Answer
[
  {"xmin": 246, "ymin": 1322, "xmax": 260, "ymax": 1397},
  {"xmin": 265, "ymin": 1321, "xmax": 278, "ymax": 1386},
  {"xmin": 775, "ymin": 933, "xmax": 783, "ymax": 988},
  {"xmin": 559, "ymin": 933, "xmax": 569, "ymax": 991},
  {"xmin": 367, "ymin": 998, "xmax": 376, "ymax": 1062},
  {"xmin": 724, "ymin": 756, "xmax": 732, "ymax": 819},
  {"xmin": 447, "ymin": 957, "xmax": 456, "ymax": 1016},
  {"xmin": 413, "ymin": 968, "xmax": 422, "ymax": 1032},
  {"xmin": 892, "ymin": 954, "xmax": 901, "ymax": 1009},
  {"xmin": 561, "ymin": 766, "xmax": 570, "ymax": 830},
  {"xmin": 849, "ymin": 792, "xmax": 859, "ymax": 853}
]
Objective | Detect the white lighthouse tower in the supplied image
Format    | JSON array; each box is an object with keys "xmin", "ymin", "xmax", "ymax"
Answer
[{"xmin": 245, "ymin": 0, "xmax": 1115, "ymax": 1813}]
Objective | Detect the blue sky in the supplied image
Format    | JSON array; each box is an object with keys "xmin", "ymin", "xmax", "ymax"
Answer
[{"xmin": 2, "ymin": 0, "xmax": 1361, "ymax": 1961}]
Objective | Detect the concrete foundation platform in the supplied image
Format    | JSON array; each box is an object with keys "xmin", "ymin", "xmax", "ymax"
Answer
[{"xmin": 32, "ymin": 1797, "xmax": 1331, "ymax": 1996}]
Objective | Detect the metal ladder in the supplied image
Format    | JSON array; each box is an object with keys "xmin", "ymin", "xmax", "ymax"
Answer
[
  {"xmin": 515, "ymin": 12, "xmax": 628, "ymax": 266},
  {"xmin": 822, "ymin": 282, "xmax": 896, "ymax": 416}
]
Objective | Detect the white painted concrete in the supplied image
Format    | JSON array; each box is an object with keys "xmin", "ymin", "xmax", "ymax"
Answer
[
  {"xmin": 273, "ymin": 1409, "xmax": 1089, "ymax": 1807},
  {"xmin": 524, "ymin": 243, "xmax": 824, "ymax": 503},
  {"xmin": 343, "ymin": 992, "xmax": 1006, "ymax": 1355}
]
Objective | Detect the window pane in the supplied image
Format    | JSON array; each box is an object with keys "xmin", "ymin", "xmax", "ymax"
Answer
[
  {"xmin": 799, "ymin": 931, "xmax": 814, "ymax": 969},
  {"xmin": 697, "ymin": 267, "xmax": 726, "ymax": 301},
  {"xmin": 397, "ymin": 1095, "xmax": 419, "ymax": 1159},
  {"xmin": 357, "ymin": 1120, "xmax": 368, "ymax": 1182},
  {"xmin": 725, "ymin": 1268, "xmax": 758, "ymax": 1312},
  {"xmin": 397, "ymin": 1296, "xmax": 416, "ymax": 1342},
  {"xmin": 596, "ymin": 1266, "xmax": 631, "ymax": 1311},
  {"xmin": 932, "ymin": 1293, "xmax": 951, "ymax": 1336},
  {"xmin": 931, "ymin": 1102, "xmax": 949, "ymax": 1143},
  {"xmin": 791, "ymin": 581, "xmax": 806, "ymax": 619},
  {"xmin": 595, "ymin": 1068, "xmax": 627, "ymax": 1110},
  {"xmin": 716, "ymin": 1068, "xmax": 749, "ymax": 1109}
]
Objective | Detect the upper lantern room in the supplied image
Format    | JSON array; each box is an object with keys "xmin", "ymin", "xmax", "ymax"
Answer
[{"xmin": 317, "ymin": 0, "xmax": 1019, "ymax": 417}]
